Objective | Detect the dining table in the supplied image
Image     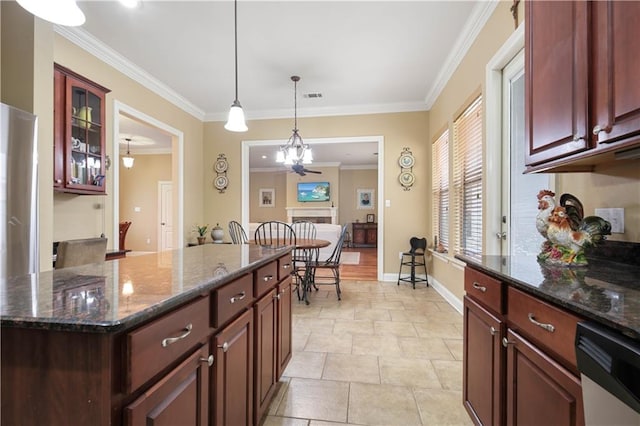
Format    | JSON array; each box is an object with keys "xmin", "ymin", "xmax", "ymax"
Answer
[{"xmin": 251, "ymin": 238, "xmax": 331, "ymax": 304}]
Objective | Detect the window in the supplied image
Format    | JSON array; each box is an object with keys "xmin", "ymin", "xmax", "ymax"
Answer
[
  {"xmin": 453, "ymin": 96, "xmax": 483, "ymax": 258},
  {"xmin": 432, "ymin": 129, "xmax": 449, "ymax": 251}
]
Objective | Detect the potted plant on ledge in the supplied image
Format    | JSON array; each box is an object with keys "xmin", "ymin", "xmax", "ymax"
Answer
[{"xmin": 194, "ymin": 224, "xmax": 209, "ymax": 245}]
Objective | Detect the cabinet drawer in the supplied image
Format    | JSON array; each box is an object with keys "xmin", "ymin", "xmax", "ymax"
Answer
[
  {"xmin": 507, "ymin": 287, "xmax": 582, "ymax": 370},
  {"xmin": 465, "ymin": 268, "xmax": 504, "ymax": 314},
  {"xmin": 278, "ymin": 253, "xmax": 293, "ymax": 281},
  {"xmin": 254, "ymin": 261, "xmax": 278, "ymax": 299},
  {"xmin": 213, "ymin": 274, "xmax": 253, "ymax": 328},
  {"xmin": 127, "ymin": 296, "xmax": 211, "ymax": 393}
]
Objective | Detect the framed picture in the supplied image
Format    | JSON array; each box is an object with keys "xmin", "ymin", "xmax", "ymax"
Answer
[
  {"xmin": 356, "ymin": 188, "xmax": 375, "ymax": 209},
  {"xmin": 259, "ymin": 188, "xmax": 275, "ymax": 207},
  {"xmin": 366, "ymin": 214, "xmax": 375, "ymax": 223}
]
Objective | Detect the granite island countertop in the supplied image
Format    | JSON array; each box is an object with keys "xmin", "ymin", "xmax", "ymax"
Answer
[
  {"xmin": 1, "ymin": 244, "xmax": 291, "ymax": 333},
  {"xmin": 457, "ymin": 254, "xmax": 640, "ymax": 340}
]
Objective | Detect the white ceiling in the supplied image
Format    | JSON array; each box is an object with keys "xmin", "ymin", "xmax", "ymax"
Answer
[{"xmin": 66, "ymin": 0, "xmax": 496, "ymax": 167}]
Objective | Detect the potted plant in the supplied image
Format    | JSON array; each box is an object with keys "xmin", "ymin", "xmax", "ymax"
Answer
[{"xmin": 194, "ymin": 224, "xmax": 209, "ymax": 245}]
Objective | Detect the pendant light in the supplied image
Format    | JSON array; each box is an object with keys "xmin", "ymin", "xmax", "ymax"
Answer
[
  {"xmin": 276, "ymin": 76, "xmax": 312, "ymax": 165},
  {"xmin": 224, "ymin": 0, "xmax": 248, "ymax": 132},
  {"xmin": 122, "ymin": 138, "xmax": 135, "ymax": 169},
  {"xmin": 16, "ymin": 0, "xmax": 86, "ymax": 26}
]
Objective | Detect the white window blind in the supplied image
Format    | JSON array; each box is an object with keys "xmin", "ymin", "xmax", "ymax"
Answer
[
  {"xmin": 432, "ymin": 129, "xmax": 449, "ymax": 251},
  {"xmin": 453, "ymin": 96, "xmax": 483, "ymax": 258}
]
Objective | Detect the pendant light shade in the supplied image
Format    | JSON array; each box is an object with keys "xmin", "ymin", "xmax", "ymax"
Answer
[
  {"xmin": 224, "ymin": 0, "xmax": 248, "ymax": 132},
  {"xmin": 17, "ymin": 0, "xmax": 86, "ymax": 26},
  {"xmin": 122, "ymin": 138, "xmax": 135, "ymax": 169},
  {"xmin": 276, "ymin": 76, "xmax": 311, "ymax": 165}
]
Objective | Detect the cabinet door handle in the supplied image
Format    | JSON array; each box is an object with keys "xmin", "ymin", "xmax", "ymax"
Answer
[
  {"xmin": 263, "ymin": 275, "xmax": 274, "ymax": 282},
  {"xmin": 199, "ymin": 355, "xmax": 214, "ymax": 367},
  {"xmin": 528, "ymin": 313, "xmax": 555, "ymax": 333},
  {"xmin": 274, "ymin": 293, "xmax": 281, "ymax": 300},
  {"xmin": 161, "ymin": 323, "xmax": 193, "ymax": 347},
  {"xmin": 218, "ymin": 342, "xmax": 229, "ymax": 353},
  {"xmin": 572, "ymin": 134, "xmax": 584, "ymax": 142},
  {"xmin": 490, "ymin": 326, "xmax": 497, "ymax": 336},
  {"xmin": 592, "ymin": 124, "xmax": 611, "ymax": 136},
  {"xmin": 55, "ymin": 179, "xmax": 62, "ymax": 184},
  {"xmin": 472, "ymin": 282, "xmax": 487, "ymax": 293},
  {"xmin": 502, "ymin": 337, "xmax": 515, "ymax": 348},
  {"xmin": 229, "ymin": 291, "xmax": 246, "ymax": 304}
]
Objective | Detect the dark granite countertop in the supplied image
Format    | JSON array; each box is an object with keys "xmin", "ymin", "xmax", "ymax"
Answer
[
  {"xmin": 1, "ymin": 244, "xmax": 291, "ymax": 333},
  {"xmin": 457, "ymin": 254, "xmax": 640, "ymax": 340}
]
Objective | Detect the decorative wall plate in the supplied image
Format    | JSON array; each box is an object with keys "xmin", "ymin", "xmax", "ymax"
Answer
[
  {"xmin": 214, "ymin": 157, "xmax": 228, "ymax": 173},
  {"xmin": 398, "ymin": 152, "xmax": 415, "ymax": 168},
  {"xmin": 214, "ymin": 175, "xmax": 228, "ymax": 191},
  {"xmin": 399, "ymin": 171, "xmax": 415, "ymax": 188}
]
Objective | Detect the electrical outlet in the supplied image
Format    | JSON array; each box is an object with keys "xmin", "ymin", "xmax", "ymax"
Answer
[
  {"xmin": 595, "ymin": 208, "xmax": 624, "ymax": 233},
  {"xmin": 385, "ymin": 199, "xmax": 391, "ymax": 207},
  {"xmin": 146, "ymin": 238, "xmax": 151, "ymax": 244}
]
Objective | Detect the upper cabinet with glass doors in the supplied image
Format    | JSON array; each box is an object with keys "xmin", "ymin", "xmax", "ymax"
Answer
[
  {"xmin": 54, "ymin": 64, "xmax": 110, "ymax": 194},
  {"xmin": 524, "ymin": 1, "xmax": 640, "ymax": 173}
]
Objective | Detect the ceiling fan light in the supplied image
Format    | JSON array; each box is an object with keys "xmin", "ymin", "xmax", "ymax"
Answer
[
  {"xmin": 122, "ymin": 156, "xmax": 135, "ymax": 169},
  {"xmin": 224, "ymin": 101, "xmax": 248, "ymax": 132},
  {"xmin": 17, "ymin": 0, "xmax": 85, "ymax": 26}
]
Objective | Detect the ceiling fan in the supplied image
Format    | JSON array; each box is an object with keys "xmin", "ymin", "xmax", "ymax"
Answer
[{"xmin": 291, "ymin": 164, "xmax": 322, "ymax": 176}]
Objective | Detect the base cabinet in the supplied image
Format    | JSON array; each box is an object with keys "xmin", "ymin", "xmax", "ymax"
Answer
[
  {"xmin": 352, "ymin": 223, "xmax": 377, "ymax": 247},
  {"xmin": 213, "ymin": 308, "xmax": 254, "ymax": 426},
  {"xmin": 125, "ymin": 344, "xmax": 210, "ymax": 426},
  {"xmin": 463, "ymin": 296, "xmax": 504, "ymax": 426},
  {"xmin": 505, "ymin": 329, "xmax": 584, "ymax": 426},
  {"xmin": 277, "ymin": 278, "xmax": 293, "ymax": 377},
  {"xmin": 254, "ymin": 289, "xmax": 278, "ymax": 424}
]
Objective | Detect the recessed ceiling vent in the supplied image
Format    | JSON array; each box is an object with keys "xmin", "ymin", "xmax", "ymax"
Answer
[{"xmin": 303, "ymin": 93, "xmax": 323, "ymax": 99}]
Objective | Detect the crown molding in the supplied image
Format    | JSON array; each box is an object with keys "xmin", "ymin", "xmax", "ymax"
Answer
[
  {"xmin": 423, "ymin": 0, "xmax": 499, "ymax": 108},
  {"xmin": 54, "ymin": 25, "xmax": 206, "ymax": 121}
]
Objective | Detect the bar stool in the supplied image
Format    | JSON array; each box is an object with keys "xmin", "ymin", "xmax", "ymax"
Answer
[{"xmin": 397, "ymin": 237, "xmax": 429, "ymax": 289}]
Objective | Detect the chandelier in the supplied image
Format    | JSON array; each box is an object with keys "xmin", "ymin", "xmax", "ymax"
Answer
[{"xmin": 276, "ymin": 76, "xmax": 312, "ymax": 165}]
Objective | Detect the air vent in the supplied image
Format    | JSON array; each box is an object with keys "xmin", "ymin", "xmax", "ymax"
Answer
[{"xmin": 303, "ymin": 93, "xmax": 323, "ymax": 99}]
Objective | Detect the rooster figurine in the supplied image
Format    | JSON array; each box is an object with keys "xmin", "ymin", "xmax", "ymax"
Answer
[{"xmin": 536, "ymin": 190, "xmax": 611, "ymax": 266}]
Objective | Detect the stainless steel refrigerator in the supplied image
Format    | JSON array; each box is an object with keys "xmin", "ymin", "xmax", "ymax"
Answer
[{"xmin": 0, "ymin": 102, "xmax": 38, "ymax": 279}]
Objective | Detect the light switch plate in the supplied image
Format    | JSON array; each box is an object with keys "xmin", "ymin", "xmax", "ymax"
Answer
[{"xmin": 595, "ymin": 208, "xmax": 624, "ymax": 233}]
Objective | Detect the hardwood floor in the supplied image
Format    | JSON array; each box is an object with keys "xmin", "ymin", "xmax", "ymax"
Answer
[{"xmin": 340, "ymin": 247, "xmax": 377, "ymax": 280}]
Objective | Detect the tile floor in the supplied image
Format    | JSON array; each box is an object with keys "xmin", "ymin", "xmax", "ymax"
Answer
[{"xmin": 262, "ymin": 280, "xmax": 473, "ymax": 426}]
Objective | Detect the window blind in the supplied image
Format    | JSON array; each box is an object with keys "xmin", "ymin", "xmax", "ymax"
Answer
[
  {"xmin": 432, "ymin": 129, "xmax": 449, "ymax": 251},
  {"xmin": 453, "ymin": 96, "xmax": 483, "ymax": 258}
]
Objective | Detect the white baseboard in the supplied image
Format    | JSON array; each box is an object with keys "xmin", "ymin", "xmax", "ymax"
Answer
[{"xmin": 382, "ymin": 273, "xmax": 463, "ymax": 315}]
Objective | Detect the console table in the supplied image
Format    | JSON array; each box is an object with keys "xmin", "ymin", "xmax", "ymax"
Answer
[{"xmin": 352, "ymin": 222, "xmax": 377, "ymax": 247}]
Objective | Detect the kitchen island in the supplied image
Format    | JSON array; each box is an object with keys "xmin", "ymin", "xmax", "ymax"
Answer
[
  {"xmin": 458, "ymin": 250, "xmax": 640, "ymax": 426},
  {"xmin": 1, "ymin": 244, "xmax": 294, "ymax": 426}
]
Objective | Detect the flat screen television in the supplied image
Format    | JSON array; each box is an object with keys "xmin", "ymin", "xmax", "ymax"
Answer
[{"xmin": 297, "ymin": 181, "xmax": 330, "ymax": 202}]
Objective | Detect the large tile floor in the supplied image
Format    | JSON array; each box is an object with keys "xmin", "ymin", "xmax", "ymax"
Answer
[{"xmin": 262, "ymin": 280, "xmax": 473, "ymax": 426}]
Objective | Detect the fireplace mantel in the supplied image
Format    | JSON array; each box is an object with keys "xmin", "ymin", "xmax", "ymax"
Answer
[{"xmin": 286, "ymin": 206, "xmax": 338, "ymax": 224}]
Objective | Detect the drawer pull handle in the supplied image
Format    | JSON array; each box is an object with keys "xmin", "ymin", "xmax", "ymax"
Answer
[
  {"xmin": 490, "ymin": 326, "xmax": 497, "ymax": 336},
  {"xmin": 199, "ymin": 355, "xmax": 214, "ymax": 367},
  {"xmin": 263, "ymin": 275, "xmax": 274, "ymax": 282},
  {"xmin": 502, "ymin": 337, "xmax": 514, "ymax": 348},
  {"xmin": 218, "ymin": 342, "xmax": 229, "ymax": 353},
  {"xmin": 472, "ymin": 282, "xmax": 487, "ymax": 293},
  {"xmin": 161, "ymin": 324, "xmax": 193, "ymax": 347},
  {"xmin": 282, "ymin": 263, "xmax": 291, "ymax": 269},
  {"xmin": 230, "ymin": 291, "xmax": 246, "ymax": 304},
  {"xmin": 528, "ymin": 313, "xmax": 555, "ymax": 333}
]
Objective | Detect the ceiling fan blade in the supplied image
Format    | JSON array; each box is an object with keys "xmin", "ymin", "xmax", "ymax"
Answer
[{"xmin": 305, "ymin": 169, "xmax": 322, "ymax": 174}]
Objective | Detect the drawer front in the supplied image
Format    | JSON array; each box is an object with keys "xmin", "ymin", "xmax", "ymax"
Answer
[
  {"xmin": 278, "ymin": 253, "xmax": 293, "ymax": 281},
  {"xmin": 127, "ymin": 296, "xmax": 211, "ymax": 393},
  {"xmin": 214, "ymin": 274, "xmax": 253, "ymax": 328},
  {"xmin": 465, "ymin": 267, "xmax": 504, "ymax": 314},
  {"xmin": 507, "ymin": 286, "xmax": 582, "ymax": 370},
  {"xmin": 254, "ymin": 261, "xmax": 278, "ymax": 299}
]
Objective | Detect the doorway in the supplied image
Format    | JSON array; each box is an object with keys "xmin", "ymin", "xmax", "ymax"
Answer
[
  {"xmin": 112, "ymin": 101, "xmax": 184, "ymax": 252},
  {"xmin": 242, "ymin": 136, "xmax": 385, "ymax": 281}
]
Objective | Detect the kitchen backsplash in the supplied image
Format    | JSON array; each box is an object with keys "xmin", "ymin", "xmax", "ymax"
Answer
[{"xmin": 586, "ymin": 240, "xmax": 640, "ymax": 267}]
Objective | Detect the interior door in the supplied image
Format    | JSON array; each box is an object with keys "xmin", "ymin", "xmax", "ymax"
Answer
[
  {"xmin": 159, "ymin": 181, "xmax": 173, "ymax": 251},
  {"xmin": 501, "ymin": 50, "xmax": 551, "ymax": 256}
]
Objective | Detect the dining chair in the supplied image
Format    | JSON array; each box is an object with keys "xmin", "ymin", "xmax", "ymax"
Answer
[
  {"xmin": 119, "ymin": 221, "xmax": 132, "ymax": 251},
  {"xmin": 397, "ymin": 236, "xmax": 429, "ymax": 289},
  {"xmin": 228, "ymin": 220, "xmax": 248, "ymax": 244},
  {"xmin": 55, "ymin": 237, "xmax": 108, "ymax": 269},
  {"xmin": 308, "ymin": 224, "xmax": 348, "ymax": 300},
  {"xmin": 254, "ymin": 221, "xmax": 296, "ymax": 247}
]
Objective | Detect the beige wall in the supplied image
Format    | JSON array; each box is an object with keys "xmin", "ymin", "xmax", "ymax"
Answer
[
  {"xmin": 119, "ymin": 154, "xmax": 172, "ymax": 251},
  {"xmin": 249, "ymin": 171, "xmax": 288, "ymax": 223},
  {"xmin": 204, "ymin": 112, "xmax": 430, "ymax": 275},
  {"xmin": 339, "ymin": 169, "xmax": 378, "ymax": 225}
]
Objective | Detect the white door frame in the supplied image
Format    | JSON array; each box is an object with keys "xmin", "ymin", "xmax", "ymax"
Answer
[
  {"xmin": 112, "ymin": 101, "xmax": 184, "ymax": 250},
  {"xmin": 158, "ymin": 180, "xmax": 173, "ymax": 251},
  {"xmin": 241, "ymin": 136, "xmax": 385, "ymax": 281}
]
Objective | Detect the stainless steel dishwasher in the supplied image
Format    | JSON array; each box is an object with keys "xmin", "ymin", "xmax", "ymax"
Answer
[{"xmin": 576, "ymin": 322, "xmax": 640, "ymax": 425}]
